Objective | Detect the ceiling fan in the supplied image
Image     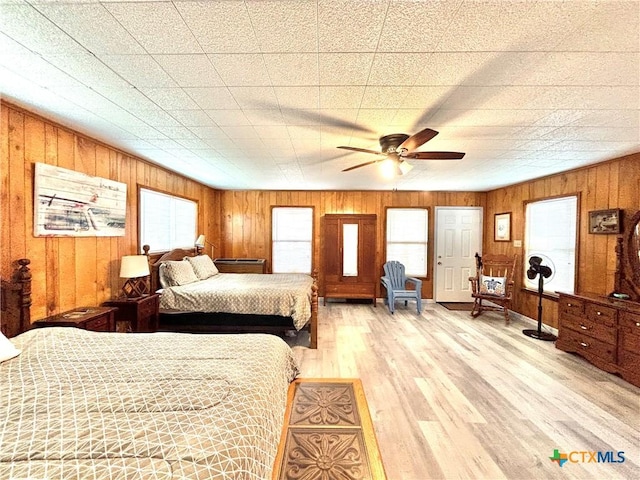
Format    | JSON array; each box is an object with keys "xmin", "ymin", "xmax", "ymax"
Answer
[{"xmin": 338, "ymin": 128, "xmax": 465, "ymax": 175}]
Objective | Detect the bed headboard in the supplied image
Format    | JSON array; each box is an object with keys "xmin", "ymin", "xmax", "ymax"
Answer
[
  {"xmin": 0, "ymin": 258, "xmax": 32, "ymax": 338},
  {"xmin": 143, "ymin": 245, "xmax": 199, "ymax": 293}
]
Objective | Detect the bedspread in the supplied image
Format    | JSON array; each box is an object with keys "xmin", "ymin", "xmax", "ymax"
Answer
[
  {"xmin": 159, "ymin": 273, "xmax": 314, "ymax": 330},
  {"xmin": 1, "ymin": 327, "xmax": 299, "ymax": 480}
]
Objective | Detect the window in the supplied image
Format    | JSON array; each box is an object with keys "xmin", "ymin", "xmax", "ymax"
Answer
[
  {"xmin": 524, "ymin": 195, "xmax": 578, "ymax": 294},
  {"xmin": 139, "ymin": 188, "xmax": 197, "ymax": 253},
  {"xmin": 272, "ymin": 207, "xmax": 313, "ymax": 274},
  {"xmin": 386, "ymin": 208, "xmax": 428, "ymax": 277}
]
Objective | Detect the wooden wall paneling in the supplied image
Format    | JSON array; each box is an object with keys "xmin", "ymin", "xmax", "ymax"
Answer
[
  {"xmin": 44, "ymin": 120, "xmax": 60, "ymax": 316},
  {"xmin": 1, "ymin": 107, "xmax": 10, "ymax": 276},
  {"xmin": 8, "ymin": 109, "xmax": 26, "ymax": 277}
]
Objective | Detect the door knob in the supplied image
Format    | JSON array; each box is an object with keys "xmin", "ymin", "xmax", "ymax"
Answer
[{"xmin": 437, "ymin": 262, "xmax": 442, "ymax": 265}]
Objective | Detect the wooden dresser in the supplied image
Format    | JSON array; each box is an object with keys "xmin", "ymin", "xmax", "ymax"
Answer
[{"xmin": 557, "ymin": 292, "xmax": 640, "ymax": 387}]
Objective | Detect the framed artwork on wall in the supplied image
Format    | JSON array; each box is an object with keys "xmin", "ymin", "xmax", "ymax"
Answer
[
  {"xmin": 588, "ymin": 208, "xmax": 621, "ymax": 234},
  {"xmin": 34, "ymin": 162, "xmax": 127, "ymax": 237},
  {"xmin": 494, "ymin": 212, "xmax": 511, "ymax": 242}
]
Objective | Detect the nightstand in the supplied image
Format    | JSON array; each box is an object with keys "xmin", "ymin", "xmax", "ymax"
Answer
[
  {"xmin": 33, "ymin": 306, "xmax": 117, "ymax": 332},
  {"xmin": 102, "ymin": 294, "xmax": 159, "ymax": 333}
]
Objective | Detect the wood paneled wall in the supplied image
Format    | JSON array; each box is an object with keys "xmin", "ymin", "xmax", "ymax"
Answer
[
  {"xmin": 220, "ymin": 190, "xmax": 486, "ymax": 298},
  {"xmin": 1, "ymin": 101, "xmax": 222, "ymax": 321},
  {"xmin": 484, "ymin": 153, "xmax": 640, "ymax": 327}
]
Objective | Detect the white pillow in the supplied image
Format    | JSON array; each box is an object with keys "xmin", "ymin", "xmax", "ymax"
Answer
[
  {"xmin": 186, "ymin": 254, "xmax": 218, "ymax": 280},
  {"xmin": 0, "ymin": 332, "xmax": 21, "ymax": 363},
  {"xmin": 162, "ymin": 260, "xmax": 199, "ymax": 286},
  {"xmin": 480, "ymin": 275, "xmax": 506, "ymax": 296}
]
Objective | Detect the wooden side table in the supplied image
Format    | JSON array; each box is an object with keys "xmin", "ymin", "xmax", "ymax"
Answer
[
  {"xmin": 102, "ymin": 294, "xmax": 160, "ymax": 333},
  {"xmin": 33, "ymin": 306, "xmax": 117, "ymax": 332}
]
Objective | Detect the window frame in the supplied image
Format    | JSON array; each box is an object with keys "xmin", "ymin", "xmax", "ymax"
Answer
[
  {"xmin": 270, "ymin": 205, "xmax": 315, "ymax": 274},
  {"xmin": 523, "ymin": 194, "xmax": 580, "ymax": 297},
  {"xmin": 384, "ymin": 207, "xmax": 429, "ymax": 278},
  {"xmin": 138, "ymin": 186, "xmax": 199, "ymax": 254}
]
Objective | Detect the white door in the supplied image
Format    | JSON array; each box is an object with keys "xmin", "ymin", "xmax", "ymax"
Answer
[{"xmin": 434, "ymin": 207, "xmax": 483, "ymax": 302}]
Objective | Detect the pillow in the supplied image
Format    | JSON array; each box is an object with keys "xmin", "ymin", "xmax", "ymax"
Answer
[
  {"xmin": 480, "ymin": 275, "xmax": 506, "ymax": 296},
  {"xmin": 186, "ymin": 254, "xmax": 218, "ymax": 280},
  {"xmin": 162, "ymin": 260, "xmax": 199, "ymax": 286},
  {"xmin": 0, "ymin": 332, "xmax": 21, "ymax": 363}
]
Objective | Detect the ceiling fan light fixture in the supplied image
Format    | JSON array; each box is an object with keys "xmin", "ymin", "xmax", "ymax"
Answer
[
  {"xmin": 380, "ymin": 158, "xmax": 397, "ymax": 178},
  {"xmin": 399, "ymin": 161, "xmax": 413, "ymax": 175}
]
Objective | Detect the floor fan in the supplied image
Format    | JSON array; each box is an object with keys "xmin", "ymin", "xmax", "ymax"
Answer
[{"xmin": 522, "ymin": 256, "xmax": 557, "ymax": 341}]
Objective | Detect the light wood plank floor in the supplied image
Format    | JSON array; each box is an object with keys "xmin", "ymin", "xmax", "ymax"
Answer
[{"xmin": 287, "ymin": 300, "xmax": 640, "ymax": 480}]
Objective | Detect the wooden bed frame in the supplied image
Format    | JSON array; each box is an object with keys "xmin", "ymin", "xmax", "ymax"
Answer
[
  {"xmin": 143, "ymin": 246, "xmax": 319, "ymax": 349},
  {"xmin": 0, "ymin": 258, "xmax": 32, "ymax": 338}
]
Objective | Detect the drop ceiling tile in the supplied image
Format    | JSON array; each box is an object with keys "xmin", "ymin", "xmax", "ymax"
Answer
[
  {"xmin": 360, "ymin": 86, "xmax": 410, "ymax": 109},
  {"xmin": 219, "ymin": 125, "xmax": 260, "ymax": 140},
  {"xmin": 91, "ymin": 86, "xmax": 158, "ymax": 112},
  {"xmin": 154, "ymin": 126, "xmax": 200, "ymax": 140},
  {"xmin": 174, "ymin": 1, "xmax": 260, "ymax": 53},
  {"xmin": 317, "ymin": 0, "xmax": 387, "ymax": 52},
  {"xmin": 153, "ymin": 55, "xmax": 224, "ymax": 87},
  {"xmin": 187, "ymin": 125, "xmax": 227, "ymax": 140},
  {"xmin": 398, "ymin": 86, "xmax": 452, "ymax": 109},
  {"xmin": 35, "ymin": 2, "xmax": 145, "ymax": 55},
  {"xmin": 208, "ymin": 54, "xmax": 271, "ymax": 87},
  {"xmin": 247, "ymin": 0, "xmax": 317, "ymax": 53},
  {"xmin": 253, "ymin": 125, "xmax": 290, "ymax": 139},
  {"xmin": 264, "ymin": 54, "xmax": 318, "ymax": 86},
  {"xmin": 140, "ymin": 87, "xmax": 200, "ymax": 110},
  {"xmin": 185, "ymin": 87, "xmax": 239, "ymax": 110},
  {"xmin": 41, "ymin": 52, "xmax": 129, "ymax": 87},
  {"xmin": 243, "ymin": 109, "xmax": 286, "ymax": 126},
  {"xmin": 0, "ymin": 3, "xmax": 80, "ymax": 53},
  {"xmin": 367, "ymin": 54, "xmax": 433, "ymax": 86},
  {"xmin": 205, "ymin": 110, "xmax": 250, "ymax": 126},
  {"xmin": 318, "ymin": 53, "xmax": 375, "ymax": 86},
  {"xmin": 130, "ymin": 108, "xmax": 182, "ymax": 127},
  {"xmin": 274, "ymin": 86, "xmax": 319, "ymax": 109},
  {"xmin": 167, "ymin": 109, "xmax": 218, "ymax": 127},
  {"xmin": 104, "ymin": 2, "xmax": 201, "ymax": 54},
  {"xmin": 228, "ymin": 87, "xmax": 278, "ymax": 109},
  {"xmin": 100, "ymin": 55, "xmax": 178, "ymax": 88},
  {"xmin": 319, "ymin": 86, "xmax": 365, "ymax": 109},
  {"xmin": 121, "ymin": 125, "xmax": 168, "ymax": 140}
]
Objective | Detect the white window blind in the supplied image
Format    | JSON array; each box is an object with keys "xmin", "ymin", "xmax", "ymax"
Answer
[
  {"xmin": 525, "ymin": 196, "xmax": 578, "ymax": 294},
  {"xmin": 139, "ymin": 188, "xmax": 197, "ymax": 253},
  {"xmin": 386, "ymin": 208, "xmax": 428, "ymax": 277},
  {"xmin": 272, "ymin": 207, "xmax": 313, "ymax": 274}
]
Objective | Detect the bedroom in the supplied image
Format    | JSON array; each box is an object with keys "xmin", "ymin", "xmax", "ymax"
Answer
[{"xmin": 2, "ymin": 0, "xmax": 640, "ymax": 478}]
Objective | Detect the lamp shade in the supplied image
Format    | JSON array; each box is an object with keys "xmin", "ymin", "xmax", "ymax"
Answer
[
  {"xmin": 195, "ymin": 234, "xmax": 205, "ymax": 247},
  {"xmin": 119, "ymin": 255, "xmax": 150, "ymax": 279}
]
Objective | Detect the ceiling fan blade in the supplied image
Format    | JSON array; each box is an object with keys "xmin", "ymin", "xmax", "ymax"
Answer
[
  {"xmin": 404, "ymin": 151, "xmax": 465, "ymax": 160},
  {"xmin": 337, "ymin": 146, "xmax": 385, "ymax": 156},
  {"xmin": 342, "ymin": 160, "xmax": 381, "ymax": 172},
  {"xmin": 398, "ymin": 128, "xmax": 439, "ymax": 152}
]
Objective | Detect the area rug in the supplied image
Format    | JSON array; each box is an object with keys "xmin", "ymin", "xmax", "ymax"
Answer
[
  {"xmin": 439, "ymin": 302, "xmax": 475, "ymax": 311},
  {"xmin": 273, "ymin": 378, "xmax": 387, "ymax": 480}
]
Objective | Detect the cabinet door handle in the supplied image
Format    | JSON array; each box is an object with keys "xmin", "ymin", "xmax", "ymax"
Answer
[
  {"xmin": 580, "ymin": 324, "xmax": 589, "ymax": 330},
  {"xmin": 579, "ymin": 342, "xmax": 589, "ymax": 348}
]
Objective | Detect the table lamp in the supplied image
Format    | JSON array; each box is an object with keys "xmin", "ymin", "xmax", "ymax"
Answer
[{"xmin": 119, "ymin": 255, "xmax": 150, "ymax": 298}]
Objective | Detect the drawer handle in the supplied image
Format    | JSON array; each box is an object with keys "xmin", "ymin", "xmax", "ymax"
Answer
[
  {"xmin": 580, "ymin": 324, "xmax": 589, "ymax": 330},
  {"xmin": 579, "ymin": 342, "xmax": 590, "ymax": 348},
  {"xmin": 567, "ymin": 303, "xmax": 573, "ymax": 307},
  {"xmin": 636, "ymin": 322, "xmax": 640, "ymax": 327},
  {"xmin": 596, "ymin": 311, "xmax": 602, "ymax": 316}
]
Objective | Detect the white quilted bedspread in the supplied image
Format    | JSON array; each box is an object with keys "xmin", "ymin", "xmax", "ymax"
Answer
[
  {"xmin": 1, "ymin": 327, "xmax": 299, "ymax": 480},
  {"xmin": 159, "ymin": 273, "xmax": 314, "ymax": 330}
]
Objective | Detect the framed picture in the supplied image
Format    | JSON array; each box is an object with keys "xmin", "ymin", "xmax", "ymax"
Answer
[
  {"xmin": 494, "ymin": 212, "xmax": 511, "ymax": 242},
  {"xmin": 588, "ymin": 208, "xmax": 621, "ymax": 234},
  {"xmin": 34, "ymin": 162, "xmax": 127, "ymax": 237}
]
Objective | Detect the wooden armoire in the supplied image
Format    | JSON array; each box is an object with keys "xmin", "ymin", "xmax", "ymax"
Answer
[{"xmin": 322, "ymin": 214, "xmax": 377, "ymax": 305}]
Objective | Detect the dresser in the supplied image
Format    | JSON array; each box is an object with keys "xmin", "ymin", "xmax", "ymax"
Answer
[
  {"xmin": 33, "ymin": 306, "xmax": 117, "ymax": 332},
  {"xmin": 102, "ymin": 294, "xmax": 160, "ymax": 333},
  {"xmin": 557, "ymin": 292, "xmax": 640, "ymax": 387}
]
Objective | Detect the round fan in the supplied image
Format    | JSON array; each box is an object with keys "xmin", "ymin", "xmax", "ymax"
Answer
[{"xmin": 338, "ymin": 128, "xmax": 465, "ymax": 175}]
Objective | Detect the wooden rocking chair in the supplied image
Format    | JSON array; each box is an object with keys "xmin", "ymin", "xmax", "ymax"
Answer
[{"xmin": 469, "ymin": 253, "xmax": 517, "ymax": 324}]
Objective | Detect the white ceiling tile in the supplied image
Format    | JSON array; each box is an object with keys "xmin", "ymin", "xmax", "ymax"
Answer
[
  {"xmin": 228, "ymin": 87, "xmax": 278, "ymax": 109},
  {"xmin": 264, "ymin": 54, "xmax": 318, "ymax": 86},
  {"xmin": 318, "ymin": 53, "xmax": 375, "ymax": 86},
  {"xmin": 205, "ymin": 110, "xmax": 250, "ymax": 126},
  {"xmin": 153, "ymin": 55, "xmax": 224, "ymax": 87},
  {"xmin": 243, "ymin": 109, "xmax": 286, "ymax": 126},
  {"xmin": 140, "ymin": 87, "xmax": 200, "ymax": 110},
  {"xmin": 35, "ymin": 3, "xmax": 145, "ymax": 55},
  {"xmin": 167, "ymin": 110, "xmax": 218, "ymax": 127},
  {"xmin": 187, "ymin": 125, "xmax": 227, "ymax": 140},
  {"xmin": 247, "ymin": 0, "xmax": 317, "ymax": 53},
  {"xmin": 104, "ymin": 2, "xmax": 201, "ymax": 54},
  {"xmin": 185, "ymin": 87, "xmax": 239, "ymax": 109},
  {"xmin": 318, "ymin": 0, "xmax": 387, "ymax": 52},
  {"xmin": 274, "ymin": 87, "xmax": 319, "ymax": 109},
  {"xmin": 253, "ymin": 125, "xmax": 290, "ymax": 139},
  {"xmin": 209, "ymin": 54, "xmax": 271, "ymax": 86},
  {"xmin": 41, "ymin": 52, "xmax": 129, "ymax": 87},
  {"xmin": 360, "ymin": 86, "xmax": 410, "ymax": 109},
  {"xmin": 320, "ymin": 86, "xmax": 365, "ymax": 109},
  {"xmin": 100, "ymin": 55, "xmax": 178, "ymax": 88},
  {"xmin": 91, "ymin": 86, "xmax": 158, "ymax": 112}
]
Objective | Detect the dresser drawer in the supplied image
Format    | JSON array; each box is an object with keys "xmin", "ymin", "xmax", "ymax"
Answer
[
  {"xmin": 84, "ymin": 315, "xmax": 111, "ymax": 332},
  {"xmin": 619, "ymin": 311, "xmax": 640, "ymax": 332},
  {"xmin": 559, "ymin": 296, "xmax": 585, "ymax": 315},
  {"xmin": 557, "ymin": 329, "xmax": 616, "ymax": 364},
  {"xmin": 585, "ymin": 303, "xmax": 617, "ymax": 326},
  {"xmin": 560, "ymin": 314, "xmax": 616, "ymax": 345},
  {"xmin": 138, "ymin": 297, "xmax": 158, "ymax": 318}
]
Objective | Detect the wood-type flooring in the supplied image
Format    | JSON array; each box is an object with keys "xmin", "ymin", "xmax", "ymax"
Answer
[{"xmin": 286, "ymin": 300, "xmax": 639, "ymax": 480}]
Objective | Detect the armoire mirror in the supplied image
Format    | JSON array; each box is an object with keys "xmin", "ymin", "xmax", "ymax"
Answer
[{"xmin": 614, "ymin": 210, "xmax": 640, "ymax": 301}]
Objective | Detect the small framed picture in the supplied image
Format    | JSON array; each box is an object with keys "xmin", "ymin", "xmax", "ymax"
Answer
[
  {"xmin": 589, "ymin": 208, "xmax": 621, "ymax": 234},
  {"xmin": 494, "ymin": 212, "xmax": 511, "ymax": 242}
]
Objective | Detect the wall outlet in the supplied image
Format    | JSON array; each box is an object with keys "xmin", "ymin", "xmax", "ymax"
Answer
[{"xmin": 513, "ymin": 240, "xmax": 522, "ymax": 248}]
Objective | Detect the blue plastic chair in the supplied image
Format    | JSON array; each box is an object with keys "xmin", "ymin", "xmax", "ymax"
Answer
[{"xmin": 381, "ymin": 261, "xmax": 422, "ymax": 314}]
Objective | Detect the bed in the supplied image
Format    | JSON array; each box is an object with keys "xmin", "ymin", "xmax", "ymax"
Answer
[
  {"xmin": 145, "ymin": 246, "xmax": 318, "ymax": 349},
  {"xmin": 0, "ymin": 259, "xmax": 299, "ymax": 479}
]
